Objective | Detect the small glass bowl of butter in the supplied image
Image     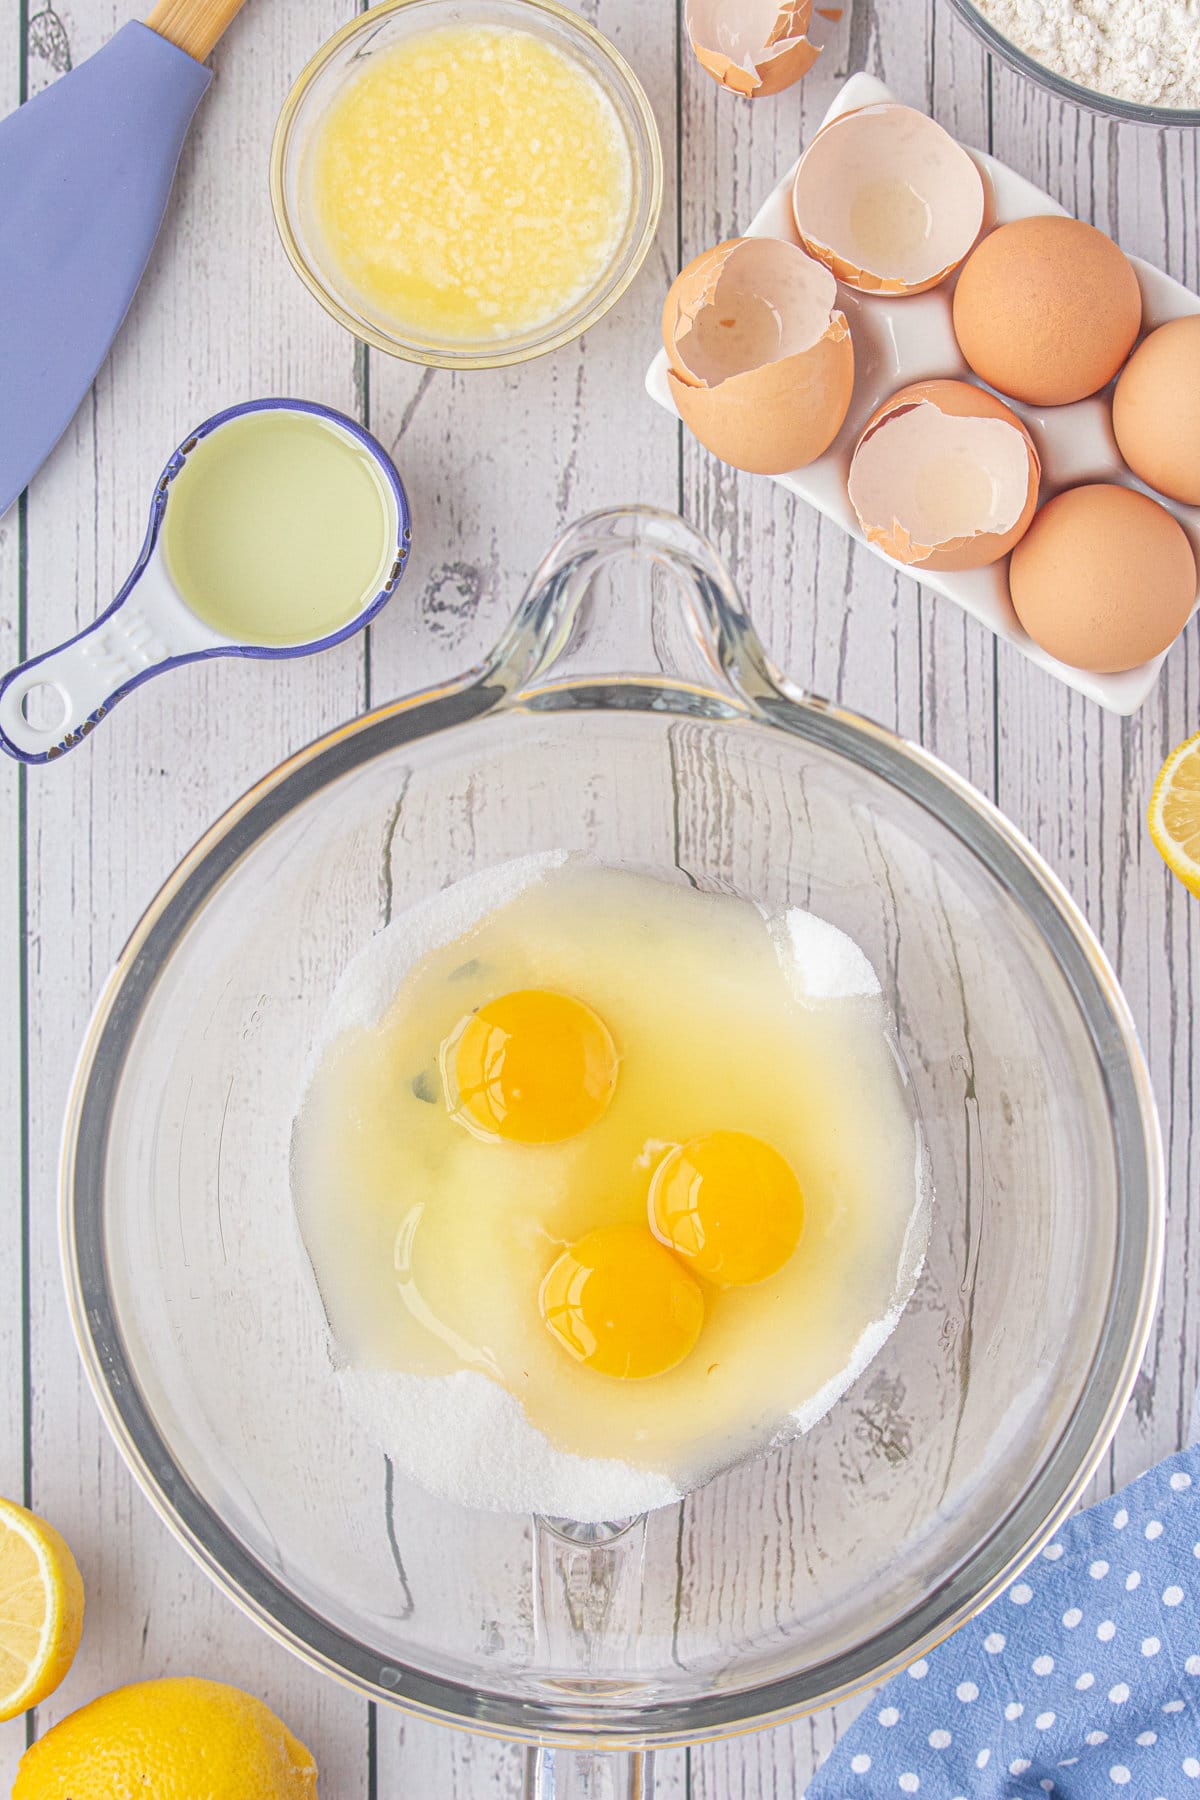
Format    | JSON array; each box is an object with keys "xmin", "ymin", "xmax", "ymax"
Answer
[{"xmin": 271, "ymin": 0, "xmax": 663, "ymax": 368}]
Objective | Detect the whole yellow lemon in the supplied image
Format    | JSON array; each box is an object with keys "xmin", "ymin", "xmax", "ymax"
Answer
[{"xmin": 13, "ymin": 1675, "xmax": 318, "ymax": 1799}]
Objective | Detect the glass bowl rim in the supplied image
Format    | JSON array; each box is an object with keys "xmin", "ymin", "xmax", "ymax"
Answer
[
  {"xmin": 268, "ymin": 0, "xmax": 665, "ymax": 369},
  {"xmin": 947, "ymin": 0, "xmax": 1200, "ymax": 127},
  {"xmin": 59, "ymin": 656, "xmax": 1165, "ymax": 1745}
]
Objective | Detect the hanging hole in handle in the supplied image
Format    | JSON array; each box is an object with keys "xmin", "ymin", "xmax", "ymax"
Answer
[{"xmin": 19, "ymin": 680, "xmax": 70, "ymax": 735}]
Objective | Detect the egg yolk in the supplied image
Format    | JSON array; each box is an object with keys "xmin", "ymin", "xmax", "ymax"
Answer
[
  {"xmin": 442, "ymin": 988, "xmax": 618, "ymax": 1144},
  {"xmin": 648, "ymin": 1131, "xmax": 804, "ymax": 1285},
  {"xmin": 539, "ymin": 1223, "xmax": 705, "ymax": 1379}
]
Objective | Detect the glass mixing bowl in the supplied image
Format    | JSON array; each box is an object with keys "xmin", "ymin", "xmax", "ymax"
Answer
[
  {"xmin": 270, "ymin": 0, "xmax": 663, "ymax": 368},
  {"xmin": 62, "ymin": 510, "xmax": 1162, "ymax": 1796},
  {"xmin": 947, "ymin": 0, "xmax": 1200, "ymax": 127}
]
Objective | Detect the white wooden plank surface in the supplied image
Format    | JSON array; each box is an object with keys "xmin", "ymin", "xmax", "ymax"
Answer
[
  {"xmin": 677, "ymin": 6, "xmax": 996, "ymax": 1793},
  {"xmin": 0, "ymin": 8, "xmax": 26, "ymax": 1778},
  {"xmin": 1, "ymin": 0, "xmax": 1197, "ymax": 1795},
  {"xmin": 360, "ymin": 0, "xmax": 688, "ymax": 1788},
  {"xmin": 7, "ymin": 1, "xmax": 371, "ymax": 1793},
  {"xmin": 987, "ymin": 60, "xmax": 1200, "ymax": 1507}
]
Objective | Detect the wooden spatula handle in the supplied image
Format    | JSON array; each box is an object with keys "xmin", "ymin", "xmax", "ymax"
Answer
[{"xmin": 145, "ymin": 0, "xmax": 250, "ymax": 61}]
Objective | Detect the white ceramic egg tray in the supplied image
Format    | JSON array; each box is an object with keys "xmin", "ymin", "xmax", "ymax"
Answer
[{"xmin": 646, "ymin": 72, "xmax": 1200, "ymax": 714}]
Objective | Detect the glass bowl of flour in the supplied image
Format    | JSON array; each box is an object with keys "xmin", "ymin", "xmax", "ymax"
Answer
[
  {"xmin": 60, "ymin": 509, "xmax": 1162, "ymax": 1775},
  {"xmin": 949, "ymin": 0, "xmax": 1200, "ymax": 124}
]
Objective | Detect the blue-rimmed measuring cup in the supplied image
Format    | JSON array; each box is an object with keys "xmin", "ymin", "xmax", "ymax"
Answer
[{"xmin": 0, "ymin": 397, "xmax": 411, "ymax": 763}]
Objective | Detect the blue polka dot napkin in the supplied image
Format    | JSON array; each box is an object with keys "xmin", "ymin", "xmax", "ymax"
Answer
[{"xmin": 805, "ymin": 1447, "xmax": 1200, "ymax": 1797}]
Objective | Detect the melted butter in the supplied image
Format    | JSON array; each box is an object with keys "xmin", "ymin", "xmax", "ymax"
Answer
[{"xmin": 309, "ymin": 24, "xmax": 633, "ymax": 342}]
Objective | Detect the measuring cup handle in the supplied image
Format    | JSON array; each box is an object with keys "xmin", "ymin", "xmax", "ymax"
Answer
[{"xmin": 0, "ymin": 597, "xmax": 180, "ymax": 763}]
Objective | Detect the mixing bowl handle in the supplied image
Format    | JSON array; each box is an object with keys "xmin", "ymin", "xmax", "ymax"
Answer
[
  {"xmin": 525, "ymin": 1512, "xmax": 658, "ymax": 1799},
  {"xmin": 523, "ymin": 1745, "xmax": 656, "ymax": 1799},
  {"xmin": 483, "ymin": 506, "xmax": 798, "ymax": 716}
]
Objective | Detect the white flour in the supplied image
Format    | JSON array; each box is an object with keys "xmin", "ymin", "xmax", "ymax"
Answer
[{"xmin": 974, "ymin": 0, "xmax": 1200, "ymax": 110}]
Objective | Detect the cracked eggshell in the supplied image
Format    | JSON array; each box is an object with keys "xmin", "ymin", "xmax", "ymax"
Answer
[
  {"xmin": 792, "ymin": 103, "xmax": 986, "ymax": 296},
  {"xmin": 686, "ymin": 0, "xmax": 820, "ymax": 98},
  {"xmin": 847, "ymin": 380, "xmax": 1041, "ymax": 572},
  {"xmin": 662, "ymin": 237, "xmax": 854, "ymax": 476}
]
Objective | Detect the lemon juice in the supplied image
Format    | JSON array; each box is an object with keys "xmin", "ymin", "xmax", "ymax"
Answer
[{"xmin": 162, "ymin": 409, "xmax": 396, "ymax": 647}]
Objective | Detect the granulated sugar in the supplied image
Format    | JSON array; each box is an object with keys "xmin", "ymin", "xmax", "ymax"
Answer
[
  {"xmin": 338, "ymin": 1365, "xmax": 684, "ymax": 1519},
  {"xmin": 771, "ymin": 906, "xmax": 882, "ymax": 1003},
  {"xmin": 340, "ymin": 1302, "xmax": 914, "ymax": 1522},
  {"xmin": 974, "ymin": 0, "xmax": 1200, "ymax": 110}
]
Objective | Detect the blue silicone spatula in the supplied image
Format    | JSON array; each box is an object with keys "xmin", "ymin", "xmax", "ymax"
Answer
[{"xmin": 0, "ymin": 0, "xmax": 250, "ymax": 519}]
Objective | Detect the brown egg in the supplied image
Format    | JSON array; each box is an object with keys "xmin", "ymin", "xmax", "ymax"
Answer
[
  {"xmin": 662, "ymin": 237, "xmax": 855, "ymax": 475},
  {"xmin": 953, "ymin": 217, "xmax": 1142, "ymax": 406},
  {"xmin": 1112, "ymin": 315, "xmax": 1200, "ymax": 507},
  {"xmin": 1009, "ymin": 484, "xmax": 1197, "ymax": 673},
  {"xmin": 686, "ymin": 0, "xmax": 820, "ymax": 98},
  {"xmin": 847, "ymin": 380, "xmax": 1040, "ymax": 571},
  {"xmin": 792, "ymin": 104, "xmax": 986, "ymax": 296}
]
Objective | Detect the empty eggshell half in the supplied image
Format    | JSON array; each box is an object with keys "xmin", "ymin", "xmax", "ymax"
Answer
[
  {"xmin": 686, "ymin": 0, "xmax": 820, "ymax": 98},
  {"xmin": 792, "ymin": 104, "xmax": 986, "ymax": 295},
  {"xmin": 663, "ymin": 237, "xmax": 854, "ymax": 475},
  {"xmin": 847, "ymin": 380, "xmax": 1041, "ymax": 571}
]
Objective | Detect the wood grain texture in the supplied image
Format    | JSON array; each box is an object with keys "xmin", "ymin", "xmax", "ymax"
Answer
[
  {"xmin": 676, "ymin": 5, "xmax": 960, "ymax": 1794},
  {"xmin": 987, "ymin": 55, "xmax": 1200, "ymax": 1508},
  {"xmin": 145, "ymin": 0, "xmax": 251, "ymax": 61},
  {"xmin": 361, "ymin": 0, "xmax": 686, "ymax": 1787},
  {"xmin": 1, "ymin": 0, "xmax": 1197, "ymax": 1795},
  {"xmin": 0, "ymin": 6, "xmax": 26, "ymax": 1776},
  {"xmin": 676, "ymin": 0, "xmax": 1196, "ymax": 1792},
  {"xmin": 8, "ymin": 1, "xmax": 370, "ymax": 1792}
]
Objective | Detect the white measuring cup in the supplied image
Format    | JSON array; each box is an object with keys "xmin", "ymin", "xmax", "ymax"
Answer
[{"xmin": 0, "ymin": 397, "xmax": 411, "ymax": 763}]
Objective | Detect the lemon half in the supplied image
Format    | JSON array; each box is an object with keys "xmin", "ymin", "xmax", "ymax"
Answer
[
  {"xmin": 0, "ymin": 1498, "xmax": 84, "ymax": 1722},
  {"xmin": 1149, "ymin": 729, "xmax": 1200, "ymax": 898}
]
